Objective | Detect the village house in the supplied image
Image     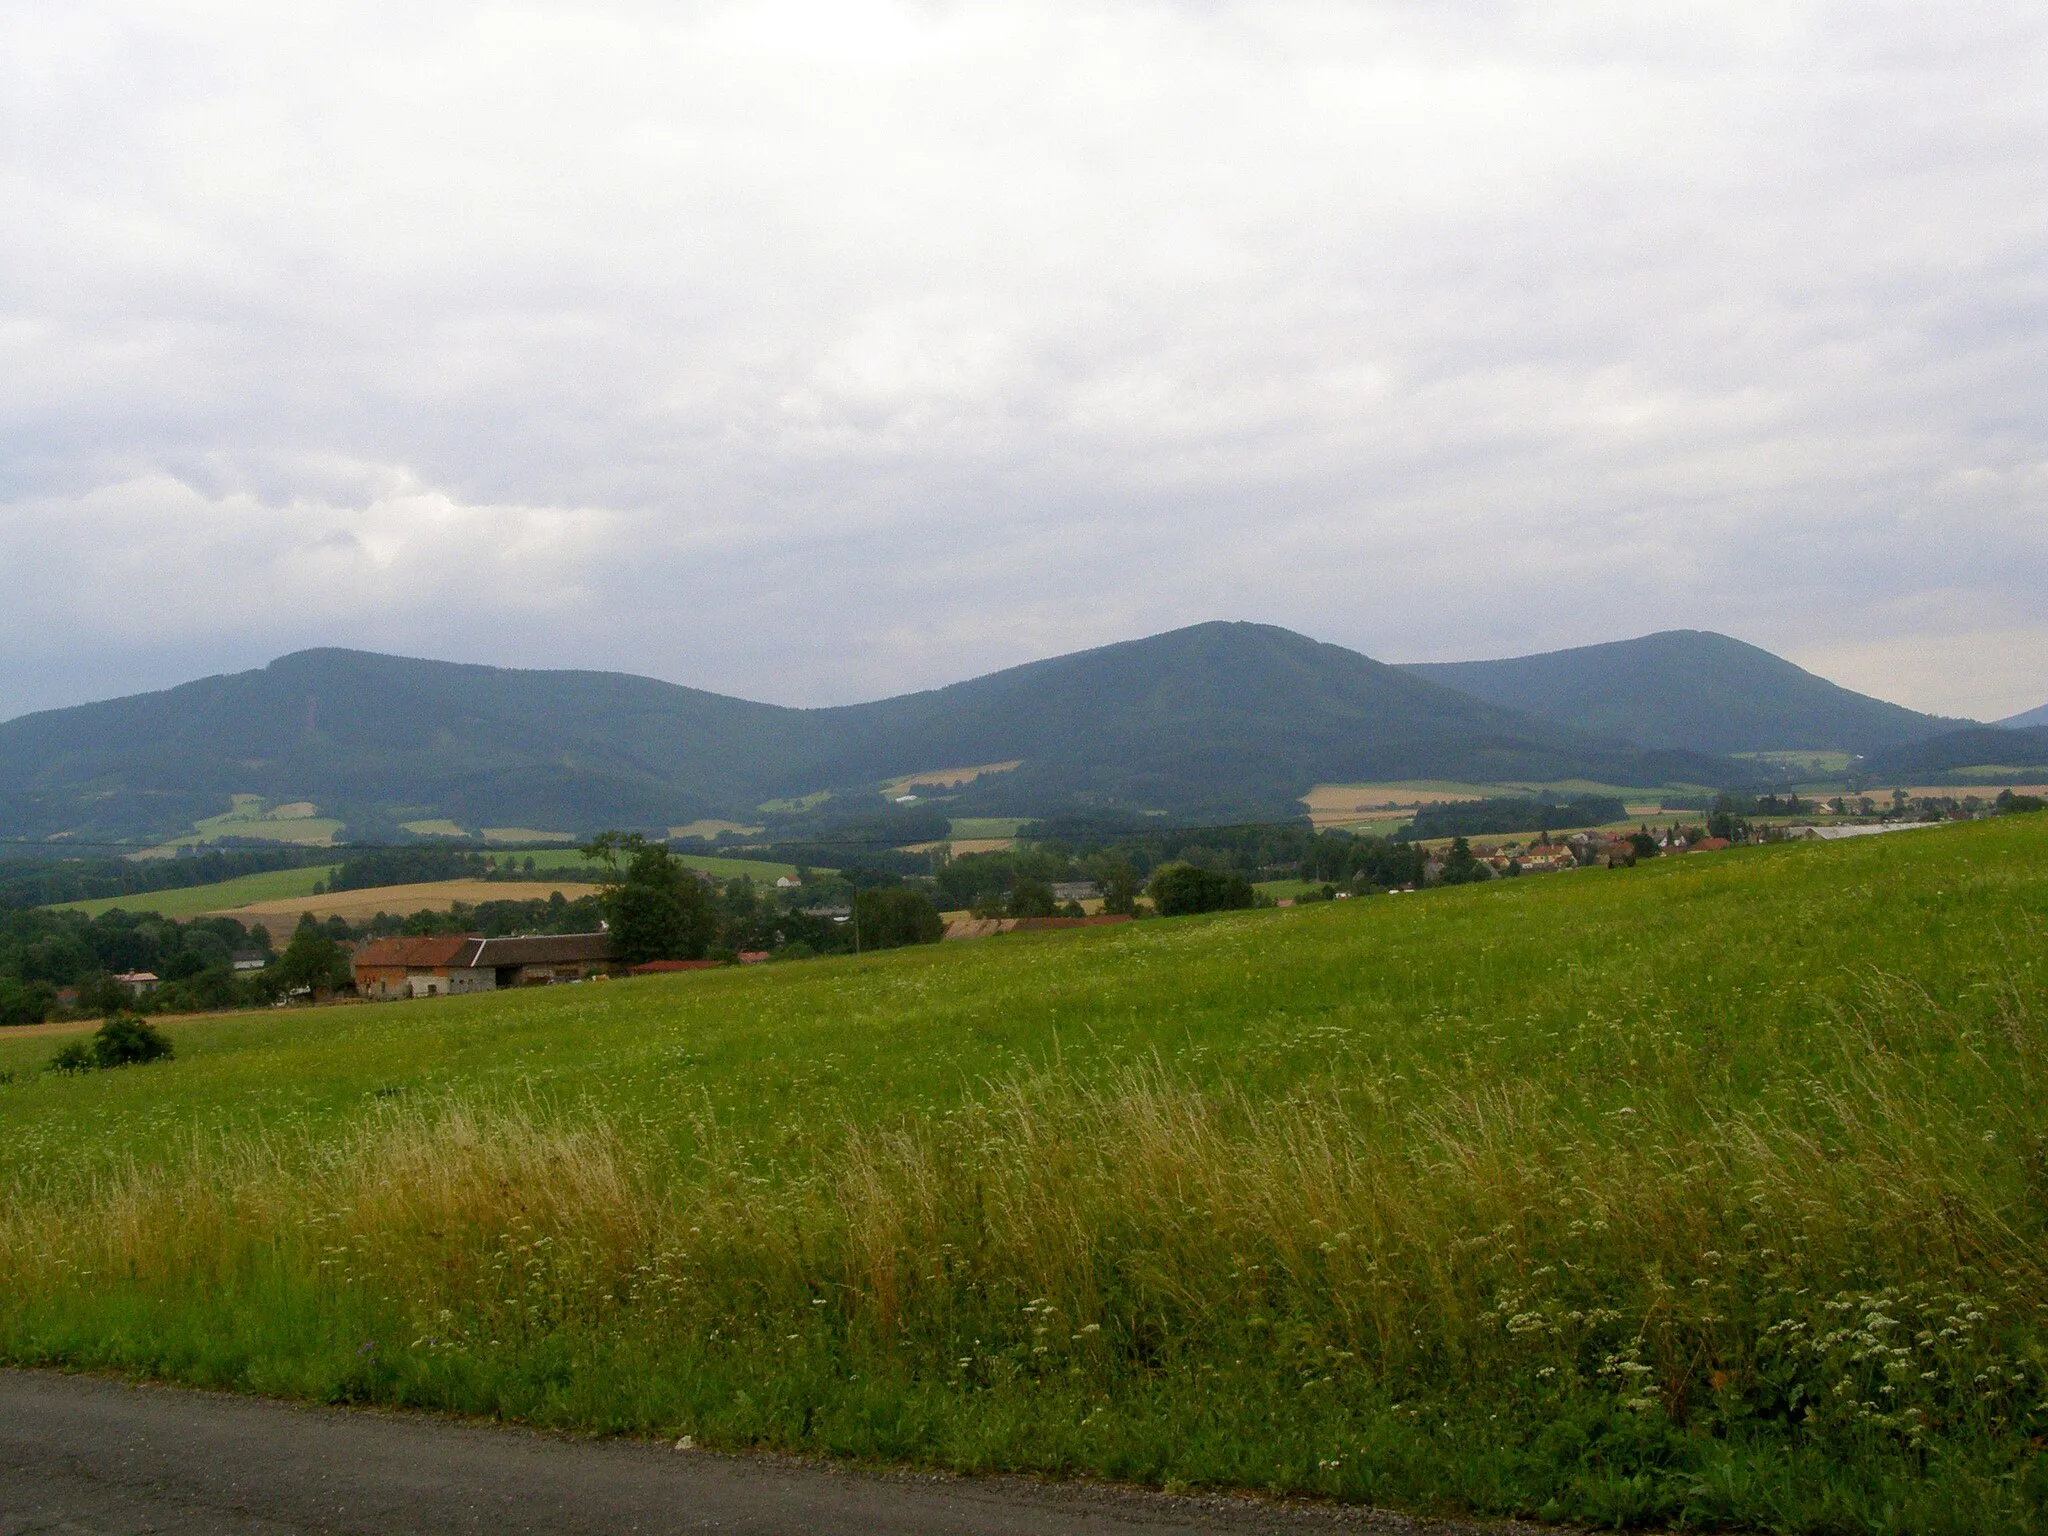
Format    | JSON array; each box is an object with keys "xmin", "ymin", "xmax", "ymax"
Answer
[{"xmin": 114, "ymin": 971, "xmax": 159, "ymax": 998}]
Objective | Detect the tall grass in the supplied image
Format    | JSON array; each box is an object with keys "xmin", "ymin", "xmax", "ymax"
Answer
[{"xmin": 7, "ymin": 945, "xmax": 2046, "ymax": 1530}]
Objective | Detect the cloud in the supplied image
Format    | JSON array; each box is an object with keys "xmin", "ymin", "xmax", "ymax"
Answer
[{"xmin": 3, "ymin": 1, "xmax": 2046, "ymax": 720}]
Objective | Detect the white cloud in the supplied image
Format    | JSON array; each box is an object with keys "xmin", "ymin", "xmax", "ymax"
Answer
[{"xmin": 3, "ymin": 0, "xmax": 2046, "ymax": 719}]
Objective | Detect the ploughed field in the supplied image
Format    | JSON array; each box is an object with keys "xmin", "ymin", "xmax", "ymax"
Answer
[{"xmin": 4, "ymin": 820, "xmax": 2047, "ymax": 1532}]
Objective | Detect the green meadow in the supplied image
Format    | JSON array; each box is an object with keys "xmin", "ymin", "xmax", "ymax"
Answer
[
  {"xmin": 4, "ymin": 819, "xmax": 2047, "ymax": 1531},
  {"xmin": 48, "ymin": 864, "xmax": 341, "ymax": 919}
]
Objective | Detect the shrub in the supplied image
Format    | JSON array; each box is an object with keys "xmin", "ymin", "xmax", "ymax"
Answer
[
  {"xmin": 1147, "ymin": 863, "xmax": 1256, "ymax": 916},
  {"xmin": 48, "ymin": 1013, "xmax": 174, "ymax": 1073}
]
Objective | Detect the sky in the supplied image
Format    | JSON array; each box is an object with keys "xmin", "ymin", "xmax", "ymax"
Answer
[{"xmin": 5, "ymin": 1, "xmax": 2046, "ymax": 723}]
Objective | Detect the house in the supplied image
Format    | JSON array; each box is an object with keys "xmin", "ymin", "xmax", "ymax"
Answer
[
  {"xmin": 472, "ymin": 932, "xmax": 617, "ymax": 988},
  {"xmin": 351, "ymin": 936, "xmax": 494, "ymax": 1001},
  {"xmin": 1050, "ymin": 881, "xmax": 1101, "ymax": 903},
  {"xmin": 231, "ymin": 951, "xmax": 267, "ymax": 973},
  {"xmin": 114, "ymin": 971, "xmax": 159, "ymax": 998},
  {"xmin": 775, "ymin": 875, "xmax": 801, "ymax": 889}
]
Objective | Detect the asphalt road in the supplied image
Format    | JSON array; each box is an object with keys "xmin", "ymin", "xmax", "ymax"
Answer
[{"xmin": 0, "ymin": 1370, "xmax": 1546, "ymax": 1536}]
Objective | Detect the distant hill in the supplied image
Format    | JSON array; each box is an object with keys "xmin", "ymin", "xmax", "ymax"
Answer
[
  {"xmin": 1998, "ymin": 702, "xmax": 2048, "ymax": 729},
  {"xmin": 1402, "ymin": 631, "xmax": 1965, "ymax": 757},
  {"xmin": 0, "ymin": 623, "xmax": 1753, "ymax": 845},
  {"xmin": 1860, "ymin": 726, "xmax": 2048, "ymax": 783}
]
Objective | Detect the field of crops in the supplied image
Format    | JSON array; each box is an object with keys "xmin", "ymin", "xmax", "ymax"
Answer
[{"xmin": 4, "ymin": 818, "xmax": 2046, "ymax": 1532}]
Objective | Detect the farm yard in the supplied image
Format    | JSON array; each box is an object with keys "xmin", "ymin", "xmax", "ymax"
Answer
[{"xmin": 3, "ymin": 817, "xmax": 2046, "ymax": 1532}]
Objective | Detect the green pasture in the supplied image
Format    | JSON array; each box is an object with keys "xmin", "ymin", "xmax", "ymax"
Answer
[
  {"xmin": 47, "ymin": 865, "xmax": 341, "ymax": 919},
  {"xmin": 5, "ymin": 819, "xmax": 2048, "ymax": 1532}
]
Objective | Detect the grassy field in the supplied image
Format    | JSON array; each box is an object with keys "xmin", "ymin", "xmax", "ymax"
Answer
[
  {"xmin": 947, "ymin": 817, "xmax": 1032, "ymax": 839},
  {"xmin": 4, "ymin": 819, "xmax": 2046, "ymax": 1531},
  {"xmin": 49, "ymin": 865, "xmax": 342, "ymax": 919}
]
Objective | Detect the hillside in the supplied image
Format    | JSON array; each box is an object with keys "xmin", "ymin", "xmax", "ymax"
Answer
[
  {"xmin": 1998, "ymin": 702, "xmax": 2048, "ymax": 729},
  {"xmin": 4, "ymin": 818, "xmax": 2045, "ymax": 1530},
  {"xmin": 0, "ymin": 625, "xmax": 1747, "ymax": 845},
  {"xmin": 1861, "ymin": 724, "xmax": 2048, "ymax": 782},
  {"xmin": 1403, "ymin": 629, "xmax": 1965, "ymax": 756}
]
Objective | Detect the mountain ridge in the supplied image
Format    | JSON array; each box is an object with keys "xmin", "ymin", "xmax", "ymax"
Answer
[{"xmin": 0, "ymin": 623, "xmax": 1751, "ymax": 845}]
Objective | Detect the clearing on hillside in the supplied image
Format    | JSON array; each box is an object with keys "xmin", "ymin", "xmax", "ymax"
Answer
[{"xmin": 5, "ymin": 817, "xmax": 2047, "ymax": 1534}]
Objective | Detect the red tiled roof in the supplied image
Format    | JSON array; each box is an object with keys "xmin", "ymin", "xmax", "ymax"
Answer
[
  {"xmin": 352, "ymin": 935, "xmax": 482, "ymax": 969},
  {"xmin": 627, "ymin": 959, "xmax": 723, "ymax": 974}
]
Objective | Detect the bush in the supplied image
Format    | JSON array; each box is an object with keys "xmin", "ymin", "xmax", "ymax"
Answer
[
  {"xmin": 1147, "ymin": 863, "xmax": 1256, "ymax": 917},
  {"xmin": 48, "ymin": 1013, "xmax": 174, "ymax": 1073},
  {"xmin": 851, "ymin": 888, "xmax": 945, "ymax": 949},
  {"xmin": 1006, "ymin": 878, "xmax": 1057, "ymax": 918}
]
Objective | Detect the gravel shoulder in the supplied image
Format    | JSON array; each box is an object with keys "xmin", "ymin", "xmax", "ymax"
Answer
[{"xmin": 0, "ymin": 1368, "xmax": 1557, "ymax": 1536}]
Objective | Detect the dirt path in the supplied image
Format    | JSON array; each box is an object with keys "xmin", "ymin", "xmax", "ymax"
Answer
[{"xmin": 0, "ymin": 1369, "xmax": 1548, "ymax": 1536}]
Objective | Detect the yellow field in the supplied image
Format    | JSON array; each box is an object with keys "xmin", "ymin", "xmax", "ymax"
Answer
[
  {"xmin": 204, "ymin": 880, "xmax": 593, "ymax": 925},
  {"xmin": 880, "ymin": 761, "xmax": 1022, "ymax": 798},
  {"xmin": 481, "ymin": 827, "xmax": 576, "ymax": 844},
  {"xmin": 902, "ymin": 837, "xmax": 1015, "ymax": 855}
]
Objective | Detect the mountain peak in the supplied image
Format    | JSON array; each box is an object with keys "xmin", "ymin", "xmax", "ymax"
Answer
[{"xmin": 1401, "ymin": 631, "xmax": 1964, "ymax": 756}]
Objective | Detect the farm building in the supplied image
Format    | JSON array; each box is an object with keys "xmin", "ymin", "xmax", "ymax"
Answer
[
  {"xmin": 472, "ymin": 932, "xmax": 616, "ymax": 988},
  {"xmin": 351, "ymin": 936, "xmax": 494, "ymax": 1001},
  {"xmin": 352, "ymin": 932, "xmax": 618, "ymax": 999}
]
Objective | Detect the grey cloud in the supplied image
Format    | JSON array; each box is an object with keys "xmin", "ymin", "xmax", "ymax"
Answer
[{"xmin": 3, "ymin": 1, "xmax": 2046, "ymax": 722}]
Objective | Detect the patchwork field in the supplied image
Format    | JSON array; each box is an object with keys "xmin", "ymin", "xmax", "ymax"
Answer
[
  {"xmin": 879, "ymin": 761, "xmax": 1022, "ymax": 799},
  {"xmin": 4, "ymin": 818, "xmax": 2046, "ymax": 1532},
  {"xmin": 668, "ymin": 820, "xmax": 765, "ymax": 840},
  {"xmin": 143, "ymin": 795, "xmax": 346, "ymax": 853}
]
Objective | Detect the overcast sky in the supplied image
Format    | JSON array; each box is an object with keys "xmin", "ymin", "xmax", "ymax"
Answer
[{"xmin": 5, "ymin": 1, "xmax": 2045, "ymax": 722}]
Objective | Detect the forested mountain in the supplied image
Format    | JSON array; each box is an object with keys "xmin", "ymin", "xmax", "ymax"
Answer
[
  {"xmin": 0, "ymin": 623, "xmax": 1751, "ymax": 845},
  {"xmin": 1402, "ymin": 630, "xmax": 1965, "ymax": 757},
  {"xmin": 1998, "ymin": 702, "xmax": 2048, "ymax": 729}
]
